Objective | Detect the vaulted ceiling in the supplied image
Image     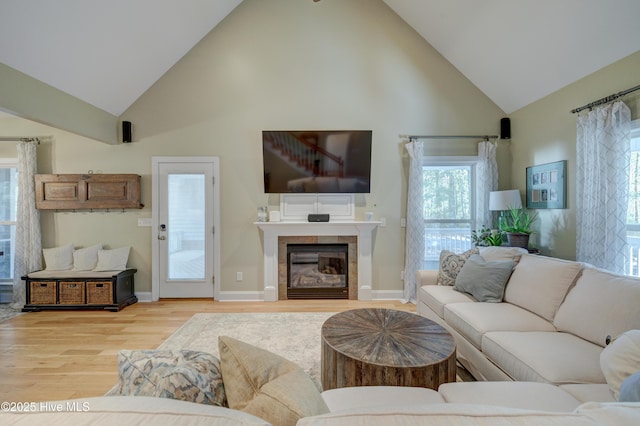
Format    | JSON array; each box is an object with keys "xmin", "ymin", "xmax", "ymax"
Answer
[{"xmin": 1, "ymin": 0, "xmax": 639, "ymax": 117}]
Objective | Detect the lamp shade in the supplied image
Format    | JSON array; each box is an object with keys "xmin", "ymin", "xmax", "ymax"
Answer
[{"xmin": 489, "ymin": 190, "xmax": 522, "ymax": 211}]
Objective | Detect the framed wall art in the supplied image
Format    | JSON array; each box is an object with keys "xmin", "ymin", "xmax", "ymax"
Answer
[{"xmin": 526, "ymin": 160, "xmax": 567, "ymax": 209}]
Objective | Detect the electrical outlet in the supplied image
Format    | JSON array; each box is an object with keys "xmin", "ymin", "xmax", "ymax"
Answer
[
  {"xmin": 137, "ymin": 218, "xmax": 152, "ymax": 227},
  {"xmin": 236, "ymin": 272, "xmax": 243, "ymax": 281},
  {"xmin": 400, "ymin": 218, "xmax": 406, "ymax": 227},
  {"xmin": 380, "ymin": 217, "xmax": 386, "ymax": 227}
]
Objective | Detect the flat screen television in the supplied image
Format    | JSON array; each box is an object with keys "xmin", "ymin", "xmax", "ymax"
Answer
[{"xmin": 262, "ymin": 130, "xmax": 372, "ymax": 193}]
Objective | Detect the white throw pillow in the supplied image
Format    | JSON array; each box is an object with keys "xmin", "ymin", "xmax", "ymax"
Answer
[
  {"xmin": 93, "ymin": 246, "xmax": 131, "ymax": 271},
  {"xmin": 600, "ymin": 330, "xmax": 640, "ymax": 400},
  {"xmin": 72, "ymin": 243, "xmax": 103, "ymax": 271},
  {"xmin": 42, "ymin": 243, "xmax": 74, "ymax": 271}
]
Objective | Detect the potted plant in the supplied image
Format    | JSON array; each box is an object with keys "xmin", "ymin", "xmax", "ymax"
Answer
[
  {"xmin": 500, "ymin": 206, "xmax": 537, "ymax": 248},
  {"xmin": 472, "ymin": 226, "xmax": 505, "ymax": 247}
]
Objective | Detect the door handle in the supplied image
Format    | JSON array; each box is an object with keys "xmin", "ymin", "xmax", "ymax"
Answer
[{"xmin": 158, "ymin": 235, "xmax": 166, "ymax": 240}]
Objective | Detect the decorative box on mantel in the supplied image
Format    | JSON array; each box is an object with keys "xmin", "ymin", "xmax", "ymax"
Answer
[{"xmin": 255, "ymin": 221, "xmax": 381, "ymax": 302}]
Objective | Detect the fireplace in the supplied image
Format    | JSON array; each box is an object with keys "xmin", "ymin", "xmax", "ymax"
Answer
[
  {"xmin": 287, "ymin": 244, "xmax": 348, "ymax": 299},
  {"xmin": 256, "ymin": 222, "xmax": 379, "ymax": 302}
]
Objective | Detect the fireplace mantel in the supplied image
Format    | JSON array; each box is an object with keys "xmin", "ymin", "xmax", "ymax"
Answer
[{"xmin": 256, "ymin": 221, "xmax": 381, "ymax": 301}]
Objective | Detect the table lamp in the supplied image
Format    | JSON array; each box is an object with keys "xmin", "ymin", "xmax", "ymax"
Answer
[{"xmin": 489, "ymin": 190, "xmax": 522, "ymax": 230}]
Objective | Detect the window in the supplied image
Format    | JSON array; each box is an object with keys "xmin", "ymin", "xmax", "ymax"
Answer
[
  {"xmin": 0, "ymin": 159, "xmax": 18, "ymax": 283},
  {"xmin": 423, "ymin": 158, "xmax": 476, "ymax": 269},
  {"xmin": 626, "ymin": 120, "xmax": 640, "ymax": 276}
]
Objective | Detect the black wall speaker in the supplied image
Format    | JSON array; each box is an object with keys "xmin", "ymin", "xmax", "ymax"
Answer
[
  {"xmin": 308, "ymin": 214, "xmax": 330, "ymax": 222},
  {"xmin": 500, "ymin": 117, "xmax": 511, "ymax": 139},
  {"xmin": 122, "ymin": 121, "xmax": 132, "ymax": 143}
]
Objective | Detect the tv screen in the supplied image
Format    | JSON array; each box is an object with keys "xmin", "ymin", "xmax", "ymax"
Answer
[{"xmin": 262, "ymin": 130, "xmax": 372, "ymax": 193}]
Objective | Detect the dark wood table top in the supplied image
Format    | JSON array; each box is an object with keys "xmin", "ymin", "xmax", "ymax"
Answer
[{"xmin": 321, "ymin": 308, "xmax": 455, "ymax": 368}]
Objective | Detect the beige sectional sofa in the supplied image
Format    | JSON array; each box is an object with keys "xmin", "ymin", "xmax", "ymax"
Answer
[
  {"xmin": 417, "ymin": 247, "xmax": 640, "ymax": 403},
  {"xmin": 2, "ymin": 388, "xmax": 639, "ymax": 425}
]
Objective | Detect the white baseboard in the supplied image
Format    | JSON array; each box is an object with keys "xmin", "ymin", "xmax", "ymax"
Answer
[
  {"xmin": 216, "ymin": 291, "xmax": 265, "ymax": 302},
  {"xmin": 135, "ymin": 292, "xmax": 153, "ymax": 302},
  {"xmin": 136, "ymin": 290, "xmax": 405, "ymax": 303},
  {"xmin": 371, "ymin": 290, "xmax": 405, "ymax": 301}
]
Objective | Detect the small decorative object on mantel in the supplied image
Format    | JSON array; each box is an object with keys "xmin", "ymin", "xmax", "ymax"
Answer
[
  {"xmin": 500, "ymin": 207, "xmax": 538, "ymax": 249},
  {"xmin": 526, "ymin": 160, "xmax": 567, "ymax": 209}
]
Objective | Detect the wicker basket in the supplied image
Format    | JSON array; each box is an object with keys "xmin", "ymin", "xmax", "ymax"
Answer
[
  {"xmin": 86, "ymin": 281, "xmax": 113, "ymax": 304},
  {"xmin": 59, "ymin": 281, "xmax": 85, "ymax": 304},
  {"xmin": 29, "ymin": 281, "xmax": 57, "ymax": 304}
]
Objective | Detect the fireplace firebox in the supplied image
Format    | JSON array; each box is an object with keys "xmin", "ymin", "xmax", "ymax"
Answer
[{"xmin": 287, "ymin": 244, "xmax": 348, "ymax": 299}]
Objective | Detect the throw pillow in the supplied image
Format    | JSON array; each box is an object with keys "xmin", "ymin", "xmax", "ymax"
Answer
[
  {"xmin": 93, "ymin": 246, "xmax": 131, "ymax": 271},
  {"xmin": 436, "ymin": 248, "xmax": 479, "ymax": 286},
  {"xmin": 218, "ymin": 336, "xmax": 329, "ymax": 426},
  {"xmin": 619, "ymin": 371, "xmax": 640, "ymax": 402},
  {"xmin": 453, "ymin": 254, "xmax": 515, "ymax": 302},
  {"xmin": 600, "ymin": 330, "xmax": 640, "ymax": 400},
  {"xmin": 116, "ymin": 349, "xmax": 226, "ymax": 407},
  {"xmin": 72, "ymin": 243, "xmax": 102, "ymax": 271},
  {"xmin": 42, "ymin": 243, "xmax": 74, "ymax": 271}
]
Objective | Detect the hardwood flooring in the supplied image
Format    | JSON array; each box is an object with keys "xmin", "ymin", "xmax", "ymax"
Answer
[{"xmin": 0, "ymin": 299, "xmax": 414, "ymax": 403}]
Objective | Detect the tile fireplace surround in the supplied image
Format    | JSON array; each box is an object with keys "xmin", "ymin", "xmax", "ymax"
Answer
[{"xmin": 256, "ymin": 221, "xmax": 380, "ymax": 301}]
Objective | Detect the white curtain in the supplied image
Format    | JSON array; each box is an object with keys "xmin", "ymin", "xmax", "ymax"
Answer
[
  {"xmin": 576, "ymin": 101, "xmax": 631, "ymax": 274},
  {"xmin": 476, "ymin": 140, "xmax": 498, "ymax": 228},
  {"xmin": 403, "ymin": 140, "xmax": 424, "ymax": 303},
  {"xmin": 12, "ymin": 141, "xmax": 41, "ymax": 308}
]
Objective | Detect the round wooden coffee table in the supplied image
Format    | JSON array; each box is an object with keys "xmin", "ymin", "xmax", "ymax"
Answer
[{"xmin": 321, "ymin": 308, "xmax": 456, "ymax": 390}]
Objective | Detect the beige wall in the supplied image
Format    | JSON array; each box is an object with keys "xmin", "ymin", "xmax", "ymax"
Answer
[
  {"xmin": 1, "ymin": 0, "xmax": 506, "ymax": 296},
  {"xmin": 509, "ymin": 51, "xmax": 640, "ymax": 259}
]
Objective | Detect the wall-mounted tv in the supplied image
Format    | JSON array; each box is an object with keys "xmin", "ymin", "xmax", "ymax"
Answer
[{"xmin": 262, "ymin": 130, "xmax": 372, "ymax": 194}]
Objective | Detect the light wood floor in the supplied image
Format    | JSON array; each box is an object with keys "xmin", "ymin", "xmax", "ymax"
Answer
[{"xmin": 0, "ymin": 299, "xmax": 414, "ymax": 403}]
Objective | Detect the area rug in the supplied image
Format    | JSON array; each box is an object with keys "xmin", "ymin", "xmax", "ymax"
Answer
[
  {"xmin": 158, "ymin": 312, "xmax": 333, "ymax": 389},
  {"xmin": 106, "ymin": 311, "xmax": 472, "ymax": 396},
  {"xmin": 104, "ymin": 312, "xmax": 334, "ymax": 396},
  {"xmin": 0, "ymin": 304, "xmax": 23, "ymax": 323}
]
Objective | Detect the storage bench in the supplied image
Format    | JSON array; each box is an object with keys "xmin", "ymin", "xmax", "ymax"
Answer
[{"xmin": 22, "ymin": 269, "xmax": 137, "ymax": 312}]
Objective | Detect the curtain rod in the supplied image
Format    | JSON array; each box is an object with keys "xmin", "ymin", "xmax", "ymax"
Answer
[
  {"xmin": 399, "ymin": 134, "xmax": 498, "ymax": 141},
  {"xmin": 0, "ymin": 137, "xmax": 41, "ymax": 144},
  {"xmin": 571, "ymin": 83, "xmax": 640, "ymax": 114}
]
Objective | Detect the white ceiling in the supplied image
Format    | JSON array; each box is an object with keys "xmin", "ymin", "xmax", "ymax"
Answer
[{"xmin": 0, "ymin": 0, "xmax": 639, "ymax": 117}]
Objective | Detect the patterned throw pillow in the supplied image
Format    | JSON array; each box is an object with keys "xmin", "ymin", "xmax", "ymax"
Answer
[
  {"xmin": 116, "ymin": 349, "xmax": 226, "ymax": 407},
  {"xmin": 436, "ymin": 248, "xmax": 479, "ymax": 286}
]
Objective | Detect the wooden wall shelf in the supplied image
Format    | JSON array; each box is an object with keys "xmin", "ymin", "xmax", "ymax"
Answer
[{"xmin": 35, "ymin": 174, "xmax": 143, "ymax": 210}]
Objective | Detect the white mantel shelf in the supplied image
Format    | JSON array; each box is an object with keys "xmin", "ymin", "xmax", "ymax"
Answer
[{"xmin": 256, "ymin": 221, "xmax": 381, "ymax": 301}]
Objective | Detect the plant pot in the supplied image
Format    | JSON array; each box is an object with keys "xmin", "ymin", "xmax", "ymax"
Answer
[{"xmin": 507, "ymin": 232, "xmax": 529, "ymax": 249}]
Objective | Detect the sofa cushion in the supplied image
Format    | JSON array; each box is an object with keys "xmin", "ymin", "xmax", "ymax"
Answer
[
  {"xmin": 419, "ymin": 285, "xmax": 476, "ymax": 319},
  {"xmin": 453, "ymin": 254, "xmax": 514, "ymax": 302},
  {"xmin": 600, "ymin": 330, "xmax": 640, "ymax": 400},
  {"xmin": 575, "ymin": 402, "xmax": 640, "ymax": 426},
  {"xmin": 503, "ymin": 254, "xmax": 582, "ymax": 322},
  {"xmin": 438, "ymin": 381, "xmax": 581, "ymax": 412},
  {"xmin": 0, "ymin": 396, "xmax": 271, "ymax": 425},
  {"xmin": 444, "ymin": 303, "xmax": 555, "ymax": 349},
  {"xmin": 559, "ymin": 384, "xmax": 616, "ymax": 404},
  {"xmin": 479, "ymin": 246, "xmax": 528, "ymax": 263},
  {"xmin": 296, "ymin": 403, "xmax": 602, "ymax": 426},
  {"xmin": 436, "ymin": 248, "xmax": 479, "ymax": 286},
  {"xmin": 218, "ymin": 336, "xmax": 329, "ymax": 426},
  {"xmin": 115, "ymin": 349, "xmax": 227, "ymax": 406},
  {"xmin": 554, "ymin": 267, "xmax": 640, "ymax": 347},
  {"xmin": 320, "ymin": 386, "xmax": 444, "ymax": 412},
  {"xmin": 482, "ymin": 331, "xmax": 606, "ymax": 385},
  {"xmin": 43, "ymin": 243, "xmax": 74, "ymax": 271}
]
